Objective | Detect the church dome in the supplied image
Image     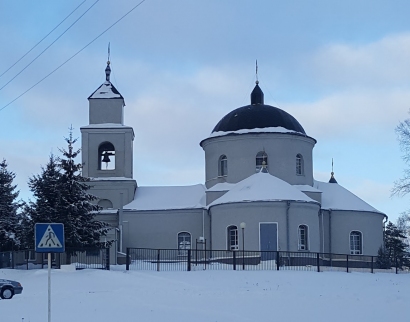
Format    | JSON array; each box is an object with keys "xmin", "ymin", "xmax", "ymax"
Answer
[{"xmin": 212, "ymin": 83, "xmax": 306, "ymax": 135}]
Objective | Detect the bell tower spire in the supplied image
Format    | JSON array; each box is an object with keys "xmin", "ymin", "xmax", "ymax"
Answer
[{"xmin": 105, "ymin": 43, "xmax": 111, "ymax": 82}]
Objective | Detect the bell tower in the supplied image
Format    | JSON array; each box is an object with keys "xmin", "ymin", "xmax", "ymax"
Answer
[{"xmin": 80, "ymin": 60, "xmax": 137, "ymax": 209}]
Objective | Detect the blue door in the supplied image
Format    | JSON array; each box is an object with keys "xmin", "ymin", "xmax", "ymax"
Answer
[{"xmin": 260, "ymin": 223, "xmax": 277, "ymax": 261}]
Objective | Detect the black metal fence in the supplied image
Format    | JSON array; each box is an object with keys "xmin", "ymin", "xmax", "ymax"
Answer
[
  {"xmin": 126, "ymin": 248, "xmax": 410, "ymax": 274},
  {"xmin": 0, "ymin": 248, "xmax": 110, "ymax": 270}
]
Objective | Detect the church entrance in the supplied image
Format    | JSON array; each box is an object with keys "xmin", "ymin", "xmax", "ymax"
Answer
[{"xmin": 259, "ymin": 223, "xmax": 277, "ymax": 261}]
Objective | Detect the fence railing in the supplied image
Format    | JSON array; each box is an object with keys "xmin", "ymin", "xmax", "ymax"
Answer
[
  {"xmin": 126, "ymin": 248, "xmax": 410, "ymax": 274},
  {"xmin": 0, "ymin": 248, "xmax": 110, "ymax": 270}
]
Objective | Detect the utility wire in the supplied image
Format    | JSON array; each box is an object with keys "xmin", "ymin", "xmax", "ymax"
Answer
[
  {"xmin": 0, "ymin": 0, "xmax": 87, "ymax": 79},
  {"xmin": 0, "ymin": 0, "xmax": 147, "ymax": 112},
  {"xmin": 0, "ymin": 0, "xmax": 100, "ymax": 92}
]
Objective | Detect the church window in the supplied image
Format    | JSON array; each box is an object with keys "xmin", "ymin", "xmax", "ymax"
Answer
[
  {"xmin": 98, "ymin": 199, "xmax": 113, "ymax": 209},
  {"xmin": 296, "ymin": 154, "xmax": 304, "ymax": 175},
  {"xmin": 256, "ymin": 151, "xmax": 268, "ymax": 172},
  {"xmin": 178, "ymin": 232, "xmax": 191, "ymax": 256},
  {"xmin": 219, "ymin": 155, "xmax": 227, "ymax": 177},
  {"xmin": 98, "ymin": 142, "xmax": 115, "ymax": 170},
  {"xmin": 298, "ymin": 225, "xmax": 308, "ymax": 250},
  {"xmin": 227, "ymin": 225, "xmax": 238, "ymax": 250},
  {"xmin": 350, "ymin": 231, "xmax": 362, "ymax": 255}
]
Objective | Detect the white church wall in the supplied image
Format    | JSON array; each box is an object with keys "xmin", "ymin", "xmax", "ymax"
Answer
[
  {"xmin": 202, "ymin": 133, "xmax": 316, "ymax": 189},
  {"xmin": 89, "ymin": 99, "xmax": 124, "ymax": 124},
  {"xmin": 122, "ymin": 209, "xmax": 209, "ymax": 251},
  {"xmin": 209, "ymin": 201, "xmax": 320, "ymax": 252},
  {"xmin": 81, "ymin": 127, "xmax": 134, "ymax": 178},
  {"xmin": 329, "ymin": 210, "xmax": 385, "ymax": 256},
  {"xmin": 87, "ymin": 180, "xmax": 136, "ymax": 209}
]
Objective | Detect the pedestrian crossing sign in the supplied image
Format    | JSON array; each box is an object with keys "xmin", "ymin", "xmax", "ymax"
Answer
[{"xmin": 35, "ymin": 223, "xmax": 65, "ymax": 253}]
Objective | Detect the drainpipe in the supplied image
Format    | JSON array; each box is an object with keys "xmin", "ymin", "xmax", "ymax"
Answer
[
  {"xmin": 321, "ymin": 210, "xmax": 325, "ymax": 253},
  {"xmin": 209, "ymin": 208, "xmax": 212, "ymax": 253},
  {"xmin": 383, "ymin": 215, "xmax": 388, "ymax": 249},
  {"xmin": 329, "ymin": 209, "xmax": 332, "ymax": 254},
  {"xmin": 119, "ymin": 192, "xmax": 124, "ymax": 253},
  {"xmin": 286, "ymin": 201, "xmax": 290, "ymax": 251},
  {"xmin": 202, "ymin": 209, "xmax": 205, "ymax": 240}
]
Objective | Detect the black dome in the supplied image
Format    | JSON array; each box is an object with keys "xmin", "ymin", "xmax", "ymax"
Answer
[
  {"xmin": 212, "ymin": 83, "xmax": 305, "ymax": 134},
  {"xmin": 212, "ymin": 104, "xmax": 306, "ymax": 134}
]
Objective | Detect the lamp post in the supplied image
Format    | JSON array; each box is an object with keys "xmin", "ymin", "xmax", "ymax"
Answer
[{"xmin": 240, "ymin": 222, "xmax": 246, "ymax": 270}]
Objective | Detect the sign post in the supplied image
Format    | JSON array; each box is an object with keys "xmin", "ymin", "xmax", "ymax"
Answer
[{"xmin": 35, "ymin": 223, "xmax": 65, "ymax": 322}]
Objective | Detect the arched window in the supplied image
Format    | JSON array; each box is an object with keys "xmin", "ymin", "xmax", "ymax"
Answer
[
  {"xmin": 256, "ymin": 151, "xmax": 268, "ymax": 172},
  {"xmin": 298, "ymin": 225, "xmax": 308, "ymax": 250},
  {"xmin": 350, "ymin": 231, "xmax": 362, "ymax": 255},
  {"xmin": 178, "ymin": 232, "xmax": 191, "ymax": 256},
  {"xmin": 219, "ymin": 155, "xmax": 227, "ymax": 177},
  {"xmin": 98, "ymin": 142, "xmax": 116, "ymax": 170},
  {"xmin": 296, "ymin": 154, "xmax": 304, "ymax": 175},
  {"xmin": 98, "ymin": 199, "xmax": 113, "ymax": 209},
  {"xmin": 227, "ymin": 225, "xmax": 238, "ymax": 250}
]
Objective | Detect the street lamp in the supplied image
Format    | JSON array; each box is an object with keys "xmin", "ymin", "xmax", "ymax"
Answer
[{"xmin": 240, "ymin": 222, "xmax": 246, "ymax": 270}]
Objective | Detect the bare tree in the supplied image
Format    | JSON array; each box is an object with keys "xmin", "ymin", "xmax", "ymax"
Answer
[{"xmin": 393, "ymin": 117, "xmax": 410, "ymax": 196}]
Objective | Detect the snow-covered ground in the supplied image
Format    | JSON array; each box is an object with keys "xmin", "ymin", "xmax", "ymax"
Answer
[{"xmin": 1, "ymin": 267, "xmax": 408, "ymax": 322}]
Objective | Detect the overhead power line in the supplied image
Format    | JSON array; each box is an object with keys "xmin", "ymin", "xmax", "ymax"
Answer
[
  {"xmin": 0, "ymin": 0, "xmax": 100, "ymax": 92},
  {"xmin": 0, "ymin": 0, "xmax": 87, "ymax": 79},
  {"xmin": 0, "ymin": 0, "xmax": 147, "ymax": 112}
]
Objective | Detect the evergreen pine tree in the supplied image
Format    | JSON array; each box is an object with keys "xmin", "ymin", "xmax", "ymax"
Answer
[
  {"xmin": 23, "ymin": 154, "xmax": 61, "ymax": 249},
  {"xmin": 56, "ymin": 129, "xmax": 110, "ymax": 249},
  {"xmin": 377, "ymin": 221, "xmax": 409, "ymax": 269},
  {"xmin": 0, "ymin": 159, "xmax": 21, "ymax": 251},
  {"xmin": 26, "ymin": 130, "xmax": 111, "ymax": 251}
]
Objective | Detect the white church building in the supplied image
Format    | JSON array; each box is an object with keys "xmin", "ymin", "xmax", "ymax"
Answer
[{"xmin": 80, "ymin": 62, "xmax": 387, "ymax": 260}]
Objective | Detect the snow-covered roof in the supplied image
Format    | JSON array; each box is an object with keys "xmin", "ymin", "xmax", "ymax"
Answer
[
  {"xmin": 208, "ymin": 126, "xmax": 305, "ymax": 140},
  {"xmin": 124, "ymin": 184, "xmax": 206, "ymax": 211},
  {"xmin": 207, "ymin": 182, "xmax": 236, "ymax": 192},
  {"xmin": 89, "ymin": 176, "xmax": 135, "ymax": 181},
  {"xmin": 209, "ymin": 172, "xmax": 317, "ymax": 207},
  {"xmin": 313, "ymin": 180, "xmax": 383, "ymax": 213},
  {"xmin": 294, "ymin": 185, "xmax": 322, "ymax": 193},
  {"xmin": 81, "ymin": 123, "xmax": 132, "ymax": 129},
  {"xmin": 88, "ymin": 81, "xmax": 123, "ymax": 99}
]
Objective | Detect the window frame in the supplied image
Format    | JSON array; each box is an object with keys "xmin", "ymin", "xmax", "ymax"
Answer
[
  {"xmin": 219, "ymin": 155, "xmax": 228, "ymax": 177},
  {"xmin": 227, "ymin": 225, "xmax": 239, "ymax": 250},
  {"xmin": 177, "ymin": 232, "xmax": 191, "ymax": 256},
  {"xmin": 298, "ymin": 225, "xmax": 309, "ymax": 251},
  {"xmin": 256, "ymin": 151, "xmax": 268, "ymax": 172},
  {"xmin": 350, "ymin": 231, "xmax": 363, "ymax": 255},
  {"xmin": 296, "ymin": 154, "xmax": 304, "ymax": 175}
]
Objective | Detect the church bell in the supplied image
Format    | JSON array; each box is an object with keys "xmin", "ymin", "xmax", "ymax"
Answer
[{"xmin": 102, "ymin": 152, "xmax": 111, "ymax": 163}]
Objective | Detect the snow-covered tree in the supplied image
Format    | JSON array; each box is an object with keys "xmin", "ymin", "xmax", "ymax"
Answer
[
  {"xmin": 393, "ymin": 116, "xmax": 410, "ymax": 196},
  {"xmin": 26, "ymin": 130, "xmax": 111, "ymax": 250},
  {"xmin": 377, "ymin": 221, "xmax": 409, "ymax": 269},
  {"xmin": 22, "ymin": 154, "xmax": 61, "ymax": 249},
  {"xmin": 0, "ymin": 159, "xmax": 21, "ymax": 251},
  {"xmin": 56, "ymin": 130, "xmax": 110, "ymax": 248}
]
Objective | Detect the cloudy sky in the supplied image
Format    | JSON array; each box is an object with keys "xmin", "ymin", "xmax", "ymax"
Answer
[{"xmin": 1, "ymin": 0, "xmax": 410, "ymax": 222}]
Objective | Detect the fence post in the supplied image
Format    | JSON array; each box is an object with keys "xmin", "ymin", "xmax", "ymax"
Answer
[
  {"xmin": 157, "ymin": 249, "xmax": 160, "ymax": 272},
  {"xmin": 346, "ymin": 255, "xmax": 349, "ymax": 273},
  {"xmin": 233, "ymin": 251, "xmax": 236, "ymax": 271},
  {"xmin": 276, "ymin": 251, "xmax": 280, "ymax": 271},
  {"xmin": 126, "ymin": 248, "xmax": 130, "ymax": 271},
  {"xmin": 316, "ymin": 253, "xmax": 320, "ymax": 272},
  {"xmin": 395, "ymin": 255, "xmax": 398, "ymax": 274},
  {"xmin": 105, "ymin": 248, "xmax": 110, "ymax": 270},
  {"xmin": 371, "ymin": 256, "xmax": 374, "ymax": 274},
  {"xmin": 187, "ymin": 249, "xmax": 191, "ymax": 272}
]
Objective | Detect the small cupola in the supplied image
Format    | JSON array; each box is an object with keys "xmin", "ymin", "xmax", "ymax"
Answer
[
  {"xmin": 105, "ymin": 61, "xmax": 111, "ymax": 82},
  {"xmin": 251, "ymin": 81, "xmax": 264, "ymax": 105},
  {"xmin": 329, "ymin": 159, "xmax": 338, "ymax": 183}
]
